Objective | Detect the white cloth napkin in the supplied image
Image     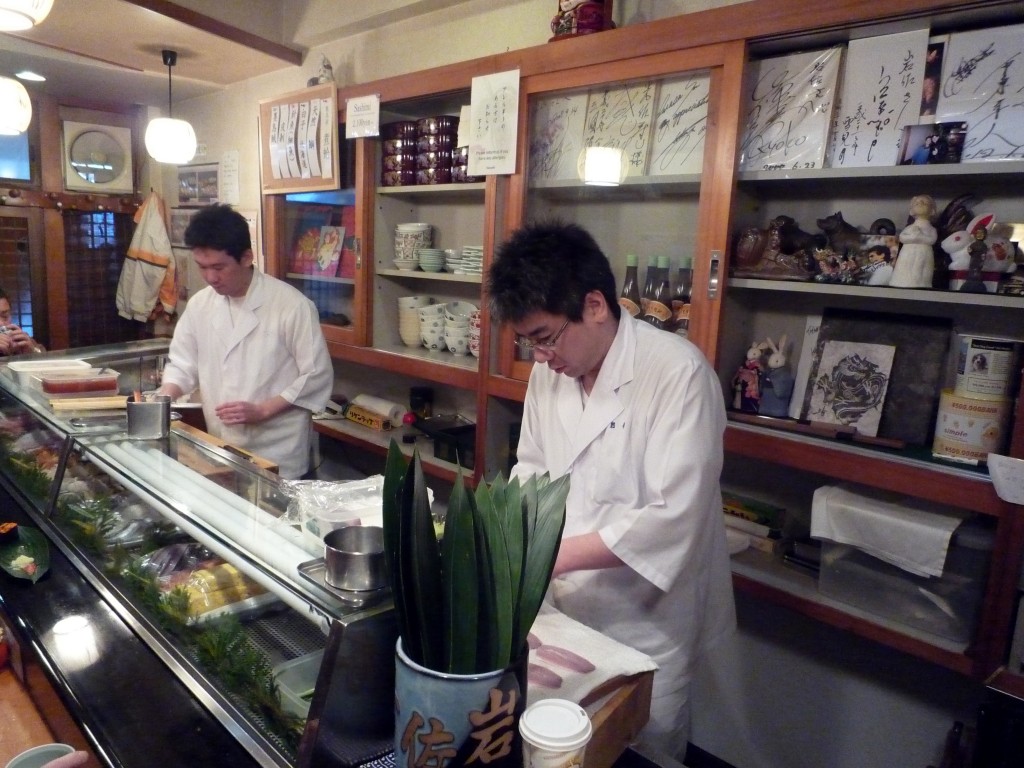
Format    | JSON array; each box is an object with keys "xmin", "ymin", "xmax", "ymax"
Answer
[
  {"xmin": 526, "ymin": 604, "xmax": 657, "ymax": 711},
  {"xmin": 810, "ymin": 484, "xmax": 963, "ymax": 578}
]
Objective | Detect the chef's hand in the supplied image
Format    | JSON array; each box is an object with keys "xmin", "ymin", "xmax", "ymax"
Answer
[{"xmin": 215, "ymin": 395, "xmax": 290, "ymax": 426}]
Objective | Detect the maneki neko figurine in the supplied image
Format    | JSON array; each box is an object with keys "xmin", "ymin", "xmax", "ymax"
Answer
[{"xmin": 550, "ymin": 0, "xmax": 612, "ymax": 39}]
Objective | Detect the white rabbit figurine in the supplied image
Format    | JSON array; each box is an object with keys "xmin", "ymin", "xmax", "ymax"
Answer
[{"xmin": 759, "ymin": 335, "xmax": 794, "ymax": 418}]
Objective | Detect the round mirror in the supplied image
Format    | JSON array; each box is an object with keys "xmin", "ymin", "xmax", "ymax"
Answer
[{"xmin": 68, "ymin": 129, "xmax": 125, "ymax": 185}]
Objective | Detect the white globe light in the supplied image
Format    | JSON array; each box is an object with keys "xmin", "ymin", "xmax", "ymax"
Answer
[
  {"xmin": 0, "ymin": 0, "xmax": 54, "ymax": 31},
  {"xmin": 145, "ymin": 117, "xmax": 197, "ymax": 164},
  {"xmin": 0, "ymin": 76, "xmax": 31, "ymax": 135}
]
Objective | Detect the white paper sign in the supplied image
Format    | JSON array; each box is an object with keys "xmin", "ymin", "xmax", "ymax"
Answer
[
  {"xmin": 469, "ymin": 69, "xmax": 520, "ymax": 177},
  {"xmin": 936, "ymin": 23, "xmax": 1024, "ymax": 161},
  {"xmin": 346, "ymin": 94, "xmax": 380, "ymax": 138},
  {"xmin": 220, "ymin": 149, "xmax": 240, "ymax": 205},
  {"xmin": 738, "ymin": 47, "xmax": 842, "ymax": 172},
  {"xmin": 829, "ymin": 29, "xmax": 930, "ymax": 168},
  {"xmin": 988, "ymin": 454, "xmax": 1024, "ymax": 505}
]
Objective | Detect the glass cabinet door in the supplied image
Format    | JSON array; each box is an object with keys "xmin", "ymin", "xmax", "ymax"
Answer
[{"xmin": 501, "ymin": 42, "xmax": 747, "ymax": 379}]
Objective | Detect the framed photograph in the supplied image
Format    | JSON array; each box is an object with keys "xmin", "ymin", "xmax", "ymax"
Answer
[
  {"xmin": 178, "ymin": 163, "xmax": 219, "ymax": 206},
  {"xmin": 62, "ymin": 121, "xmax": 134, "ymax": 194},
  {"xmin": 169, "ymin": 208, "xmax": 199, "ymax": 247},
  {"xmin": 898, "ymin": 122, "xmax": 967, "ymax": 165},
  {"xmin": 258, "ymin": 82, "xmax": 339, "ymax": 195}
]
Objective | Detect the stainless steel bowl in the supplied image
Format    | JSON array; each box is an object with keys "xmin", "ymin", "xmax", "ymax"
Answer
[{"xmin": 323, "ymin": 525, "xmax": 386, "ymax": 592}]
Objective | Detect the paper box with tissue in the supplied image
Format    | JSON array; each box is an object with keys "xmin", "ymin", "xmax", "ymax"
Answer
[{"xmin": 813, "ymin": 484, "xmax": 995, "ymax": 644}]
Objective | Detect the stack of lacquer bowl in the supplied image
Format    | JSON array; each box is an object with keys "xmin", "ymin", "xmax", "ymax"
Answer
[
  {"xmin": 381, "ymin": 121, "xmax": 418, "ymax": 187},
  {"xmin": 415, "ymin": 116, "xmax": 458, "ymax": 185}
]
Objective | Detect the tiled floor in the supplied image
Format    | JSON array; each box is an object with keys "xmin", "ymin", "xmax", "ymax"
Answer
[{"xmin": 0, "ymin": 668, "xmax": 56, "ymax": 765}]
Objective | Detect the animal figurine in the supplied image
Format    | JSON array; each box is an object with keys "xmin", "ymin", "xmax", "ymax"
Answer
[
  {"xmin": 732, "ymin": 341, "xmax": 768, "ymax": 413},
  {"xmin": 759, "ymin": 335, "xmax": 794, "ymax": 418},
  {"xmin": 771, "ymin": 215, "xmax": 820, "ymax": 256},
  {"xmin": 816, "ymin": 211, "xmax": 863, "ymax": 257},
  {"xmin": 890, "ymin": 194, "xmax": 938, "ymax": 288},
  {"xmin": 944, "ymin": 212, "xmax": 995, "ymax": 290}
]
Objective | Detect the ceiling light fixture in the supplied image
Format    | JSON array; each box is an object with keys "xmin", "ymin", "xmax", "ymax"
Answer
[
  {"xmin": 0, "ymin": 76, "xmax": 32, "ymax": 135},
  {"xmin": 0, "ymin": 0, "xmax": 54, "ymax": 31},
  {"xmin": 144, "ymin": 49, "xmax": 196, "ymax": 165},
  {"xmin": 15, "ymin": 70, "xmax": 46, "ymax": 82}
]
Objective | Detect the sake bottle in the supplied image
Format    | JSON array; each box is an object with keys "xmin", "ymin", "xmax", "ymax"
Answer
[
  {"xmin": 618, "ymin": 254, "xmax": 642, "ymax": 318},
  {"xmin": 643, "ymin": 255, "xmax": 672, "ymax": 329},
  {"xmin": 671, "ymin": 255, "xmax": 693, "ymax": 337}
]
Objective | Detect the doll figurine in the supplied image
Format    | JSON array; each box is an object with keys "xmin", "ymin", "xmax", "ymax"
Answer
[
  {"xmin": 759, "ymin": 335, "xmax": 794, "ymax": 418},
  {"xmin": 890, "ymin": 194, "xmax": 937, "ymax": 288},
  {"xmin": 732, "ymin": 341, "xmax": 767, "ymax": 413}
]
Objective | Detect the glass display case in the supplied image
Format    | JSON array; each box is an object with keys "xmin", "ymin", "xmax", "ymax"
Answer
[{"xmin": 0, "ymin": 343, "xmax": 395, "ymax": 768}]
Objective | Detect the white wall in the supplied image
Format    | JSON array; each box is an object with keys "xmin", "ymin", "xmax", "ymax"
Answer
[{"xmin": 167, "ymin": 2, "xmax": 986, "ymax": 766}]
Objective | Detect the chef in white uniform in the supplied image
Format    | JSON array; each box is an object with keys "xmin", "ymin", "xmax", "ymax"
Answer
[
  {"xmin": 487, "ymin": 222, "xmax": 735, "ymax": 758},
  {"xmin": 158, "ymin": 205, "xmax": 333, "ymax": 479}
]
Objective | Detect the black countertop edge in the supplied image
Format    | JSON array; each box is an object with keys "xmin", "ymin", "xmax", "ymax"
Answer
[{"xmin": 0, "ymin": 482, "xmax": 259, "ymax": 768}]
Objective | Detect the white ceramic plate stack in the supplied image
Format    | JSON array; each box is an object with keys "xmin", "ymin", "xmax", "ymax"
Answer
[
  {"xmin": 418, "ymin": 302, "xmax": 446, "ymax": 350},
  {"xmin": 444, "ymin": 248, "xmax": 462, "ymax": 272},
  {"xmin": 459, "ymin": 245, "xmax": 484, "ymax": 275},
  {"xmin": 417, "ymin": 248, "xmax": 445, "ymax": 272},
  {"xmin": 398, "ymin": 295, "xmax": 433, "ymax": 347},
  {"xmin": 395, "ymin": 222, "xmax": 432, "ymax": 261},
  {"xmin": 444, "ymin": 301, "xmax": 477, "ymax": 356},
  {"xmin": 469, "ymin": 309, "xmax": 482, "ymax": 358}
]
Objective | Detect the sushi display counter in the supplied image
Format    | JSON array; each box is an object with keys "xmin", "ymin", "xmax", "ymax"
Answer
[{"xmin": 0, "ymin": 342, "xmax": 396, "ymax": 768}]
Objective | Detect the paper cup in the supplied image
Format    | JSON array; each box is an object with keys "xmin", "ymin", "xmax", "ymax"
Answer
[{"xmin": 519, "ymin": 699, "xmax": 592, "ymax": 768}]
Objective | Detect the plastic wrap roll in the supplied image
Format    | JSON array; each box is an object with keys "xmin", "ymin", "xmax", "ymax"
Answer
[{"xmin": 352, "ymin": 394, "xmax": 406, "ymax": 423}]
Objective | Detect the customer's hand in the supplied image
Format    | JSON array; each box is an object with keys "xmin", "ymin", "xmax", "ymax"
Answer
[{"xmin": 0, "ymin": 325, "xmax": 37, "ymax": 355}]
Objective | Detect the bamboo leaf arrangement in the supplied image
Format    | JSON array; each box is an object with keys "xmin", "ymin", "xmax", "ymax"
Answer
[{"xmin": 382, "ymin": 440, "xmax": 569, "ymax": 675}]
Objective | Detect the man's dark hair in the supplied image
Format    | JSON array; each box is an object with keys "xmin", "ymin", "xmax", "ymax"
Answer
[
  {"xmin": 184, "ymin": 204, "xmax": 252, "ymax": 260},
  {"xmin": 487, "ymin": 221, "xmax": 619, "ymax": 323}
]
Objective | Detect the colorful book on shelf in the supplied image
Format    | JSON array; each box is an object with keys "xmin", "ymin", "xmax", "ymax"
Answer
[{"xmin": 311, "ymin": 225, "xmax": 345, "ymax": 277}]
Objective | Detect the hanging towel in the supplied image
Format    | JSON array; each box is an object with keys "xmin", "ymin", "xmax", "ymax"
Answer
[{"xmin": 116, "ymin": 192, "xmax": 177, "ymax": 322}]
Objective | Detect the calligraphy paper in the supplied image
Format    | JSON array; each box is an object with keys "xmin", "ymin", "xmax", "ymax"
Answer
[
  {"xmin": 738, "ymin": 47, "xmax": 842, "ymax": 172},
  {"xmin": 649, "ymin": 72, "xmax": 710, "ymax": 176},
  {"xmin": 583, "ymin": 83, "xmax": 655, "ymax": 176},
  {"xmin": 320, "ymin": 97, "xmax": 334, "ymax": 178},
  {"xmin": 528, "ymin": 93, "xmax": 587, "ymax": 181},
  {"xmin": 829, "ymin": 29, "xmax": 929, "ymax": 168},
  {"xmin": 269, "ymin": 105, "xmax": 282, "ymax": 179},
  {"xmin": 935, "ymin": 23, "xmax": 1024, "ymax": 161},
  {"xmin": 285, "ymin": 103, "xmax": 301, "ymax": 178},
  {"xmin": 297, "ymin": 101, "xmax": 311, "ymax": 178},
  {"xmin": 306, "ymin": 98, "xmax": 322, "ymax": 177}
]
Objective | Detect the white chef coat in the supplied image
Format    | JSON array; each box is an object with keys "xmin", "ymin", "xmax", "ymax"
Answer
[
  {"xmin": 512, "ymin": 314, "xmax": 736, "ymax": 748},
  {"xmin": 162, "ymin": 269, "xmax": 333, "ymax": 479}
]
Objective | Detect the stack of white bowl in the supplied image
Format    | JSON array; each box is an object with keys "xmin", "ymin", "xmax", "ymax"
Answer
[
  {"xmin": 417, "ymin": 248, "xmax": 445, "ymax": 272},
  {"xmin": 469, "ymin": 309, "xmax": 482, "ymax": 358},
  {"xmin": 444, "ymin": 301, "xmax": 477, "ymax": 356},
  {"xmin": 444, "ymin": 248, "xmax": 462, "ymax": 272},
  {"xmin": 395, "ymin": 223, "xmax": 432, "ymax": 261},
  {"xmin": 418, "ymin": 302, "xmax": 446, "ymax": 350},
  {"xmin": 398, "ymin": 296, "xmax": 433, "ymax": 347}
]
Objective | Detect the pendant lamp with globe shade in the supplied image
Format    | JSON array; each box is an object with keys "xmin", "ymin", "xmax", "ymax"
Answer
[
  {"xmin": 0, "ymin": 0, "xmax": 54, "ymax": 31},
  {"xmin": 145, "ymin": 49, "xmax": 196, "ymax": 165}
]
